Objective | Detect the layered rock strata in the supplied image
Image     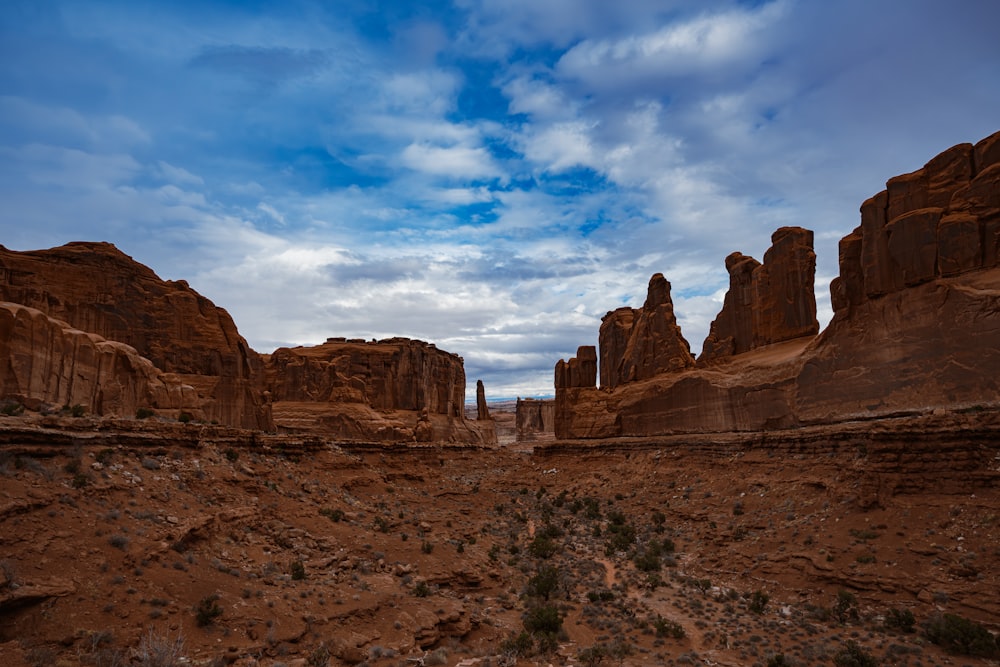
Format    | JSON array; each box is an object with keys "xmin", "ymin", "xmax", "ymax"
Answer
[
  {"xmin": 700, "ymin": 226, "xmax": 818, "ymax": 363},
  {"xmin": 515, "ymin": 398, "xmax": 555, "ymax": 442},
  {"xmin": 598, "ymin": 274, "xmax": 694, "ymax": 390},
  {"xmin": 0, "ymin": 302, "xmax": 200, "ymax": 417},
  {"xmin": 264, "ymin": 338, "xmax": 494, "ymax": 445},
  {"xmin": 554, "ymin": 131, "xmax": 1000, "ymax": 439},
  {"xmin": 0, "ymin": 243, "xmax": 270, "ymax": 429}
]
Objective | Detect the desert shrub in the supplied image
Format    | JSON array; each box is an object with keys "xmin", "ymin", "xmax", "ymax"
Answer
[
  {"xmin": 136, "ymin": 407, "xmax": 155, "ymax": 419},
  {"xmin": 290, "ymin": 560, "xmax": 306, "ymax": 580},
  {"xmin": 424, "ymin": 648, "xmax": 448, "ymax": 666},
  {"xmin": 70, "ymin": 404, "xmax": 86, "ymax": 417},
  {"xmin": 528, "ymin": 534, "xmax": 558, "ymax": 559},
  {"xmin": 884, "ymin": 607, "xmax": 915, "ymax": 633},
  {"xmin": 832, "ymin": 640, "xmax": 878, "ymax": 666},
  {"xmin": 578, "ymin": 644, "xmax": 608, "ymax": 667},
  {"xmin": 178, "ymin": 411, "xmax": 193, "ymax": 423},
  {"xmin": 319, "ymin": 507, "xmax": 343, "ymax": 522},
  {"xmin": 195, "ymin": 594, "xmax": 223, "ymax": 627},
  {"xmin": 500, "ymin": 632, "xmax": 533, "ymax": 658},
  {"xmin": 749, "ymin": 590, "xmax": 770, "ymax": 614},
  {"xmin": 108, "ymin": 534, "xmax": 129, "ymax": 550},
  {"xmin": 653, "ymin": 615, "xmax": 685, "ymax": 639},
  {"xmin": 834, "ymin": 590, "xmax": 859, "ymax": 623},
  {"xmin": 604, "ymin": 521, "xmax": 636, "ymax": 554},
  {"xmin": 924, "ymin": 612, "xmax": 1000, "ymax": 657},
  {"xmin": 421, "ymin": 540, "xmax": 434, "ymax": 554},
  {"xmin": 307, "ymin": 643, "xmax": 330, "ymax": 667},
  {"xmin": 223, "ymin": 448, "xmax": 239, "ymax": 462},
  {"xmin": 413, "ymin": 581, "xmax": 430, "ymax": 597},
  {"xmin": 133, "ymin": 629, "xmax": 184, "ymax": 667},
  {"xmin": 765, "ymin": 654, "xmax": 792, "ymax": 667},
  {"xmin": 524, "ymin": 603, "xmax": 562, "ymax": 636},
  {"xmin": 526, "ymin": 564, "xmax": 560, "ymax": 601}
]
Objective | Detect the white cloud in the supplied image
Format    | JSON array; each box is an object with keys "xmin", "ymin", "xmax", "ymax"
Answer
[{"xmin": 400, "ymin": 142, "xmax": 501, "ymax": 180}]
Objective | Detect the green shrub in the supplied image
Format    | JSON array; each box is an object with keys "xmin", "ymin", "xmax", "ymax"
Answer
[
  {"xmin": 178, "ymin": 411, "xmax": 193, "ymax": 423},
  {"xmin": 834, "ymin": 590, "xmax": 858, "ymax": 623},
  {"xmin": 528, "ymin": 534, "xmax": 558, "ymax": 559},
  {"xmin": 70, "ymin": 404, "xmax": 86, "ymax": 417},
  {"xmin": 924, "ymin": 612, "xmax": 1000, "ymax": 657},
  {"xmin": 195, "ymin": 594, "xmax": 222, "ymax": 627},
  {"xmin": 421, "ymin": 540, "xmax": 434, "ymax": 554},
  {"xmin": 135, "ymin": 407, "xmax": 155, "ymax": 419},
  {"xmin": 749, "ymin": 590, "xmax": 770, "ymax": 614},
  {"xmin": 524, "ymin": 603, "xmax": 562, "ymax": 635},
  {"xmin": 526, "ymin": 564, "xmax": 560, "ymax": 600},
  {"xmin": 500, "ymin": 632, "xmax": 533, "ymax": 658},
  {"xmin": 320, "ymin": 507, "xmax": 344, "ymax": 522},
  {"xmin": 413, "ymin": 581, "xmax": 430, "ymax": 597},
  {"xmin": 290, "ymin": 560, "xmax": 305, "ymax": 580},
  {"xmin": 653, "ymin": 615, "xmax": 685, "ymax": 639},
  {"xmin": 884, "ymin": 607, "xmax": 915, "ymax": 633},
  {"xmin": 833, "ymin": 640, "xmax": 878, "ymax": 666}
]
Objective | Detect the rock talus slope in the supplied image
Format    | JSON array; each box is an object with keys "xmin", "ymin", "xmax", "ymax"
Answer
[{"xmin": 555, "ymin": 131, "xmax": 1000, "ymax": 439}]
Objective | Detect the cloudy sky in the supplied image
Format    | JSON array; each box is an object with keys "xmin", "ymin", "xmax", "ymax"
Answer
[{"xmin": 1, "ymin": 1, "xmax": 998, "ymax": 400}]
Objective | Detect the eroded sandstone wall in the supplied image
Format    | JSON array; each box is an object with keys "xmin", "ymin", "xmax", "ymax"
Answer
[
  {"xmin": 0, "ymin": 302, "xmax": 200, "ymax": 416},
  {"xmin": 700, "ymin": 226, "xmax": 818, "ymax": 363},
  {"xmin": 555, "ymin": 131, "xmax": 1000, "ymax": 439},
  {"xmin": 0, "ymin": 243, "xmax": 271, "ymax": 429}
]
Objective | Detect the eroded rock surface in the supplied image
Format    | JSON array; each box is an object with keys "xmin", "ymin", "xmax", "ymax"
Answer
[
  {"xmin": 556, "ymin": 131, "xmax": 1000, "ymax": 439},
  {"xmin": 700, "ymin": 226, "xmax": 818, "ymax": 363},
  {"xmin": 0, "ymin": 243, "xmax": 271, "ymax": 429}
]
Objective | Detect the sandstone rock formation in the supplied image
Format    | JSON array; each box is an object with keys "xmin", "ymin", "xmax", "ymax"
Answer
[
  {"xmin": 264, "ymin": 337, "xmax": 495, "ymax": 445},
  {"xmin": 0, "ymin": 302, "xmax": 200, "ymax": 417},
  {"xmin": 0, "ymin": 242, "xmax": 271, "ymax": 429},
  {"xmin": 554, "ymin": 131, "xmax": 1000, "ymax": 439},
  {"xmin": 0, "ymin": 243, "xmax": 493, "ymax": 444},
  {"xmin": 598, "ymin": 274, "xmax": 695, "ymax": 390},
  {"xmin": 515, "ymin": 397, "xmax": 555, "ymax": 442},
  {"xmin": 700, "ymin": 226, "xmax": 818, "ymax": 363},
  {"xmin": 476, "ymin": 379, "xmax": 490, "ymax": 420}
]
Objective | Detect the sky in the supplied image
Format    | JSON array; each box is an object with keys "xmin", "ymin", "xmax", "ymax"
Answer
[{"xmin": 1, "ymin": 1, "xmax": 999, "ymax": 401}]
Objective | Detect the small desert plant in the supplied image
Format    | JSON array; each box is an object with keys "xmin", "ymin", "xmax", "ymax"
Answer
[
  {"xmin": 290, "ymin": 560, "xmax": 306, "ymax": 580},
  {"xmin": 178, "ymin": 411, "xmax": 193, "ymax": 423},
  {"xmin": 528, "ymin": 534, "xmax": 558, "ymax": 559},
  {"xmin": 413, "ymin": 581, "xmax": 430, "ymax": 597},
  {"xmin": 884, "ymin": 607, "xmax": 916, "ymax": 633},
  {"xmin": 924, "ymin": 612, "xmax": 1000, "ymax": 657},
  {"xmin": 834, "ymin": 590, "xmax": 859, "ymax": 623},
  {"xmin": 223, "ymin": 448, "xmax": 239, "ymax": 462},
  {"xmin": 832, "ymin": 640, "xmax": 878, "ymax": 666},
  {"xmin": 319, "ymin": 507, "xmax": 344, "ymax": 522},
  {"xmin": 70, "ymin": 404, "xmax": 86, "ymax": 417},
  {"xmin": 523, "ymin": 602, "xmax": 562, "ymax": 636},
  {"xmin": 526, "ymin": 564, "xmax": 560, "ymax": 601},
  {"xmin": 136, "ymin": 407, "xmax": 155, "ymax": 419},
  {"xmin": 133, "ymin": 629, "xmax": 184, "ymax": 667},
  {"xmin": 421, "ymin": 540, "xmax": 434, "ymax": 554},
  {"xmin": 1, "ymin": 400, "xmax": 25, "ymax": 416},
  {"xmin": 653, "ymin": 615, "xmax": 685, "ymax": 639},
  {"xmin": 307, "ymin": 643, "xmax": 331, "ymax": 667},
  {"xmin": 194, "ymin": 594, "xmax": 223, "ymax": 627},
  {"xmin": 749, "ymin": 589, "xmax": 770, "ymax": 614},
  {"xmin": 500, "ymin": 632, "xmax": 534, "ymax": 658}
]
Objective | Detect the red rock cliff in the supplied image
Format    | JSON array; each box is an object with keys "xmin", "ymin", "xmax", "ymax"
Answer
[
  {"xmin": 0, "ymin": 302, "xmax": 200, "ymax": 416},
  {"xmin": 700, "ymin": 226, "xmax": 818, "ymax": 363},
  {"xmin": 263, "ymin": 337, "xmax": 494, "ymax": 445},
  {"xmin": 0, "ymin": 242, "xmax": 271, "ymax": 429},
  {"xmin": 554, "ymin": 131, "xmax": 1000, "ymax": 439}
]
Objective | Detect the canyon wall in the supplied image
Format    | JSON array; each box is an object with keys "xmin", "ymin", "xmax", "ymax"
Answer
[
  {"xmin": 555, "ymin": 131, "xmax": 1000, "ymax": 439},
  {"xmin": 263, "ymin": 337, "xmax": 494, "ymax": 444},
  {"xmin": 0, "ymin": 302, "xmax": 200, "ymax": 417},
  {"xmin": 0, "ymin": 244, "xmax": 493, "ymax": 444},
  {"xmin": 0, "ymin": 242, "xmax": 270, "ymax": 429}
]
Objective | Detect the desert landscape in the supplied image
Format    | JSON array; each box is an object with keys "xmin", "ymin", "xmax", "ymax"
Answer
[{"xmin": 2, "ymin": 133, "xmax": 1000, "ymax": 667}]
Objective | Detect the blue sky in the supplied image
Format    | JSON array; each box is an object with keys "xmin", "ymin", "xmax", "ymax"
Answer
[{"xmin": 1, "ymin": 1, "xmax": 999, "ymax": 400}]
